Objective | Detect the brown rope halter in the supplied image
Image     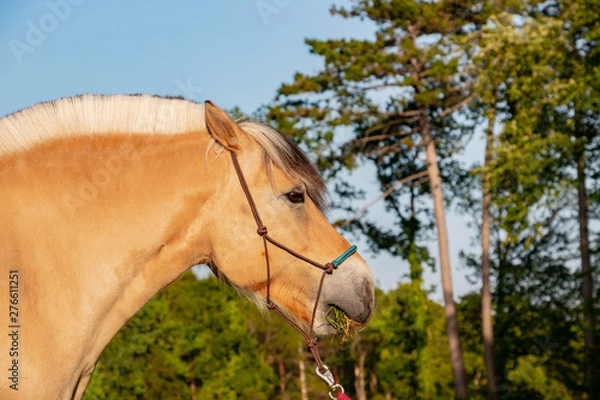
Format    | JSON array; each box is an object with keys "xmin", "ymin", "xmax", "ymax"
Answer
[{"xmin": 229, "ymin": 151, "xmax": 356, "ymax": 398}]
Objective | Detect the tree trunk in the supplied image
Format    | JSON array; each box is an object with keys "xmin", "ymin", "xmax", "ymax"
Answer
[
  {"xmin": 576, "ymin": 148, "xmax": 597, "ymax": 397},
  {"xmin": 369, "ymin": 370, "xmax": 378, "ymax": 395},
  {"xmin": 298, "ymin": 344, "xmax": 308, "ymax": 400},
  {"xmin": 279, "ymin": 360, "xmax": 289, "ymax": 400},
  {"xmin": 190, "ymin": 379, "xmax": 197, "ymax": 400},
  {"xmin": 422, "ymin": 113, "xmax": 469, "ymax": 399},
  {"xmin": 354, "ymin": 350, "xmax": 367, "ymax": 400},
  {"xmin": 481, "ymin": 110, "xmax": 499, "ymax": 400}
]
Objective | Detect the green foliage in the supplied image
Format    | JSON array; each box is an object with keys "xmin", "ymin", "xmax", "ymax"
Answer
[
  {"xmin": 507, "ymin": 355, "xmax": 574, "ymax": 400},
  {"xmin": 80, "ymin": 270, "xmax": 589, "ymax": 399},
  {"xmin": 353, "ymin": 283, "xmax": 456, "ymax": 399},
  {"xmin": 84, "ymin": 273, "xmax": 276, "ymax": 400},
  {"xmin": 473, "ymin": 12, "xmax": 576, "ymax": 243}
]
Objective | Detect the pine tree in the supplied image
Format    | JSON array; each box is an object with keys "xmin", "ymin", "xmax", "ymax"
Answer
[{"xmin": 266, "ymin": 1, "xmax": 509, "ymax": 397}]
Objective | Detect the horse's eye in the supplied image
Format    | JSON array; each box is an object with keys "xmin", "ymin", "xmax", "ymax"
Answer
[{"xmin": 286, "ymin": 191, "xmax": 305, "ymax": 204}]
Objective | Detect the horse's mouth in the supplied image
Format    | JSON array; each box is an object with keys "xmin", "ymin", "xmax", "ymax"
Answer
[{"xmin": 326, "ymin": 305, "xmax": 362, "ymax": 338}]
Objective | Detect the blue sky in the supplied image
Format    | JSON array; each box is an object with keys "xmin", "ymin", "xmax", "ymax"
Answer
[
  {"xmin": 0, "ymin": 0, "xmax": 478, "ymax": 298},
  {"xmin": 0, "ymin": 1, "xmax": 377, "ymax": 113}
]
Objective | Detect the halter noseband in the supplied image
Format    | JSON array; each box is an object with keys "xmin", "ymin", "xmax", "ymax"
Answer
[{"xmin": 229, "ymin": 151, "xmax": 356, "ymax": 399}]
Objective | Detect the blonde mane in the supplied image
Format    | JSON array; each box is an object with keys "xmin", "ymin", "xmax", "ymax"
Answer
[
  {"xmin": 0, "ymin": 94, "xmax": 205, "ymax": 156},
  {"xmin": 0, "ymin": 94, "xmax": 328, "ymax": 210}
]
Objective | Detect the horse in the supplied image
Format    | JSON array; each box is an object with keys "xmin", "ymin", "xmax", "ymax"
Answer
[{"xmin": 0, "ymin": 94, "xmax": 374, "ymax": 399}]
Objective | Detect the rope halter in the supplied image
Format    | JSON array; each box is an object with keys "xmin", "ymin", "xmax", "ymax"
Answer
[{"xmin": 229, "ymin": 151, "xmax": 356, "ymax": 398}]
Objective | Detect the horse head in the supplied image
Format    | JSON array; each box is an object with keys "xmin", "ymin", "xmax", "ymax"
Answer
[{"xmin": 203, "ymin": 102, "xmax": 375, "ymax": 335}]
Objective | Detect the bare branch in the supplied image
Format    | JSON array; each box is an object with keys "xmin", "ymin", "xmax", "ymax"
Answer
[
  {"xmin": 347, "ymin": 82, "xmax": 401, "ymax": 91},
  {"xmin": 436, "ymin": 92, "xmax": 478, "ymax": 118},
  {"xmin": 354, "ymin": 133, "xmax": 395, "ymax": 143},
  {"xmin": 365, "ymin": 144, "xmax": 405, "ymax": 159},
  {"xmin": 340, "ymin": 170, "xmax": 429, "ymax": 226}
]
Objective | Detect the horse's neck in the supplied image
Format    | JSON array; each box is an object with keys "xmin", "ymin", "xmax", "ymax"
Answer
[
  {"xmin": 81, "ymin": 132, "xmax": 220, "ymax": 330},
  {"xmin": 0, "ymin": 131, "xmax": 225, "ymax": 397},
  {"xmin": 71, "ymin": 132, "xmax": 222, "ymax": 333}
]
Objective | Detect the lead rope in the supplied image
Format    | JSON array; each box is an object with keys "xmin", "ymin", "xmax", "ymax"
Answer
[{"xmin": 230, "ymin": 151, "xmax": 353, "ymax": 400}]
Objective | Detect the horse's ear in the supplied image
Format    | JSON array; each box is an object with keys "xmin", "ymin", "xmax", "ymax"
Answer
[{"xmin": 204, "ymin": 101, "xmax": 242, "ymax": 151}]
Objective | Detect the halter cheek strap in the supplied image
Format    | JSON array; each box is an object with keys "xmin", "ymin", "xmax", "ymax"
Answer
[{"xmin": 229, "ymin": 151, "xmax": 356, "ymax": 399}]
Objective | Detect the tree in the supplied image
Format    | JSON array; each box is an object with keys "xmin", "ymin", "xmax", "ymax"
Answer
[
  {"xmin": 266, "ymin": 1, "xmax": 508, "ymax": 397},
  {"xmin": 472, "ymin": 4, "xmax": 600, "ymax": 395},
  {"xmin": 341, "ymin": 283, "xmax": 459, "ymax": 400}
]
